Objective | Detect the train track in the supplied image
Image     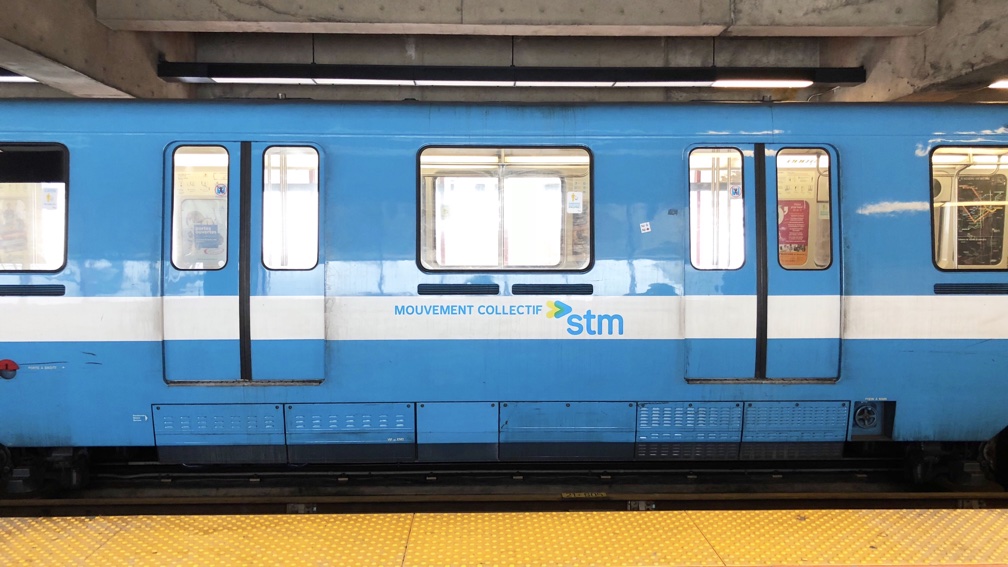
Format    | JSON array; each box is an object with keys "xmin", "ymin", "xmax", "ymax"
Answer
[{"xmin": 3, "ymin": 460, "xmax": 1006, "ymax": 516}]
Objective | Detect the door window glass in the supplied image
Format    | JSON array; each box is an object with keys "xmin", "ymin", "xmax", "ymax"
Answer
[
  {"xmin": 263, "ymin": 146, "xmax": 319, "ymax": 270},
  {"xmin": 171, "ymin": 146, "xmax": 229, "ymax": 270},
  {"xmin": 689, "ymin": 148, "xmax": 744, "ymax": 270},
  {"xmin": 776, "ymin": 148, "xmax": 832, "ymax": 269}
]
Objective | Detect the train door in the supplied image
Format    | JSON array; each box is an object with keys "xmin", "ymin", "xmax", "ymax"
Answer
[
  {"xmin": 684, "ymin": 146, "xmax": 759, "ymax": 380},
  {"xmin": 162, "ymin": 142, "xmax": 324, "ymax": 382},
  {"xmin": 764, "ymin": 146, "xmax": 841, "ymax": 379},
  {"xmin": 683, "ymin": 144, "xmax": 840, "ymax": 381}
]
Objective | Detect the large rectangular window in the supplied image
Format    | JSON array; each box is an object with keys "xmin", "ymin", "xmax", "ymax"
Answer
[
  {"xmin": 776, "ymin": 148, "xmax": 832, "ymax": 270},
  {"xmin": 0, "ymin": 144, "xmax": 67, "ymax": 272},
  {"xmin": 263, "ymin": 146, "xmax": 319, "ymax": 270},
  {"xmin": 171, "ymin": 146, "xmax": 229, "ymax": 270},
  {"xmin": 932, "ymin": 147, "xmax": 1008, "ymax": 270},
  {"xmin": 419, "ymin": 147, "xmax": 591, "ymax": 271},
  {"xmin": 689, "ymin": 148, "xmax": 744, "ymax": 270}
]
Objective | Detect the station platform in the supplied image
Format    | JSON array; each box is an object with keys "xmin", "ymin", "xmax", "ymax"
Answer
[{"xmin": 2, "ymin": 508, "xmax": 1008, "ymax": 566}]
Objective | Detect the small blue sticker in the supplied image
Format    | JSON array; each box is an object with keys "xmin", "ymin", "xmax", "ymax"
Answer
[
  {"xmin": 215, "ymin": 184, "xmax": 227, "ymax": 196},
  {"xmin": 730, "ymin": 185, "xmax": 742, "ymax": 198}
]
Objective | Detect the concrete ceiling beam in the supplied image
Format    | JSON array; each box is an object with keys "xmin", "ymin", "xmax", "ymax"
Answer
[
  {"xmin": 727, "ymin": 0, "xmax": 937, "ymax": 36},
  {"xmin": 0, "ymin": 38, "xmax": 130, "ymax": 98},
  {"xmin": 195, "ymin": 34, "xmax": 821, "ymax": 69},
  {"xmin": 822, "ymin": 0, "xmax": 1008, "ymax": 102},
  {"xmin": 97, "ymin": 0, "xmax": 935, "ymax": 37},
  {"xmin": 0, "ymin": 0, "xmax": 193, "ymax": 98},
  {"xmin": 195, "ymin": 35, "xmax": 823, "ymax": 102}
]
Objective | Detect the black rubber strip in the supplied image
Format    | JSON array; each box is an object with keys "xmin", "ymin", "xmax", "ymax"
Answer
[
  {"xmin": 934, "ymin": 283, "xmax": 1008, "ymax": 294},
  {"xmin": 754, "ymin": 143, "xmax": 768, "ymax": 381},
  {"xmin": 239, "ymin": 142, "xmax": 252, "ymax": 382},
  {"xmin": 417, "ymin": 284, "xmax": 500, "ymax": 295},
  {"xmin": 0, "ymin": 284, "xmax": 65, "ymax": 296},
  {"xmin": 511, "ymin": 284, "xmax": 594, "ymax": 295}
]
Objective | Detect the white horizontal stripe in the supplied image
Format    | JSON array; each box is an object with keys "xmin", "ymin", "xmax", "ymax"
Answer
[
  {"xmin": 3, "ymin": 294, "xmax": 1008, "ymax": 342},
  {"xmin": 0, "ymin": 297, "xmax": 162, "ymax": 342},
  {"xmin": 768, "ymin": 295, "xmax": 841, "ymax": 339},
  {"xmin": 684, "ymin": 295, "xmax": 755, "ymax": 339},
  {"xmin": 844, "ymin": 295, "xmax": 1008, "ymax": 339},
  {"xmin": 327, "ymin": 296, "xmax": 682, "ymax": 340},
  {"xmin": 684, "ymin": 295, "xmax": 842, "ymax": 340},
  {"xmin": 250, "ymin": 296, "xmax": 325, "ymax": 340},
  {"xmin": 163, "ymin": 296, "xmax": 239, "ymax": 340}
]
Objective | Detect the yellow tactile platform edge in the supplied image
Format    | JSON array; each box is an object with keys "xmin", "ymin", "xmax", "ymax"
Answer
[{"xmin": 2, "ymin": 509, "xmax": 1008, "ymax": 566}]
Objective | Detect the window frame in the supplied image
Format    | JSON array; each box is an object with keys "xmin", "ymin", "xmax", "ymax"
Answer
[
  {"xmin": 774, "ymin": 146, "xmax": 834, "ymax": 271},
  {"xmin": 930, "ymin": 145, "xmax": 1008, "ymax": 272},
  {"xmin": 688, "ymin": 146, "xmax": 746, "ymax": 271},
  {"xmin": 416, "ymin": 145, "xmax": 594, "ymax": 273},
  {"xmin": 0, "ymin": 142, "xmax": 69, "ymax": 273},
  {"xmin": 261, "ymin": 144, "xmax": 321, "ymax": 271},
  {"xmin": 170, "ymin": 144, "xmax": 230, "ymax": 272}
]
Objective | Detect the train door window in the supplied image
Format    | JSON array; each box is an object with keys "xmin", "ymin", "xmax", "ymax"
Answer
[
  {"xmin": 931, "ymin": 147, "xmax": 1008, "ymax": 270},
  {"xmin": 0, "ymin": 144, "xmax": 67, "ymax": 272},
  {"xmin": 689, "ymin": 148, "xmax": 744, "ymax": 270},
  {"xmin": 263, "ymin": 146, "xmax": 319, "ymax": 270},
  {"xmin": 776, "ymin": 148, "xmax": 832, "ymax": 269},
  {"xmin": 171, "ymin": 146, "xmax": 229, "ymax": 270},
  {"xmin": 418, "ymin": 147, "xmax": 591, "ymax": 271}
]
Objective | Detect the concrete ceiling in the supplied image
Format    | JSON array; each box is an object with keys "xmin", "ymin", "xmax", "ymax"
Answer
[{"xmin": 0, "ymin": 0, "xmax": 1006, "ymax": 103}]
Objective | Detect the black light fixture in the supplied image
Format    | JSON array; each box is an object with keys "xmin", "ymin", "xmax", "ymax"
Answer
[{"xmin": 158, "ymin": 61, "xmax": 866, "ymax": 89}]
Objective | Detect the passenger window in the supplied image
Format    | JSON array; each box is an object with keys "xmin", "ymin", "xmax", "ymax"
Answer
[
  {"xmin": 776, "ymin": 148, "xmax": 832, "ymax": 270},
  {"xmin": 171, "ymin": 146, "xmax": 228, "ymax": 270},
  {"xmin": 689, "ymin": 148, "xmax": 744, "ymax": 270},
  {"xmin": 263, "ymin": 146, "xmax": 319, "ymax": 270},
  {"xmin": 0, "ymin": 144, "xmax": 67, "ymax": 272},
  {"xmin": 419, "ymin": 147, "xmax": 591, "ymax": 271},
  {"xmin": 932, "ymin": 147, "xmax": 1008, "ymax": 270}
]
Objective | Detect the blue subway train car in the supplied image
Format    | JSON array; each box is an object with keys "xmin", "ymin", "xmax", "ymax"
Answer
[{"xmin": 0, "ymin": 100, "xmax": 1007, "ymax": 487}]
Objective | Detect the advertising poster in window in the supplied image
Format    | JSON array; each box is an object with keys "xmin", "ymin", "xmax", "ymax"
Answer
[
  {"xmin": 778, "ymin": 200, "xmax": 809, "ymax": 267},
  {"xmin": 956, "ymin": 175, "xmax": 1006, "ymax": 266}
]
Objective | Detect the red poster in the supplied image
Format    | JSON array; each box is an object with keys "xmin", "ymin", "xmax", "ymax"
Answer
[{"xmin": 778, "ymin": 200, "xmax": 809, "ymax": 267}]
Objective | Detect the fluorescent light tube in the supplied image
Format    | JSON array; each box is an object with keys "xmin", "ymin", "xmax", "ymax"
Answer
[
  {"xmin": 211, "ymin": 77, "xmax": 314, "ymax": 85},
  {"xmin": 314, "ymin": 78, "xmax": 415, "ymax": 86},
  {"xmin": 613, "ymin": 81, "xmax": 713, "ymax": 88},
  {"xmin": 712, "ymin": 80, "xmax": 814, "ymax": 88},
  {"xmin": 515, "ymin": 81, "xmax": 615, "ymax": 87},
  {"xmin": 0, "ymin": 74, "xmax": 36, "ymax": 83},
  {"xmin": 416, "ymin": 80, "xmax": 515, "ymax": 87}
]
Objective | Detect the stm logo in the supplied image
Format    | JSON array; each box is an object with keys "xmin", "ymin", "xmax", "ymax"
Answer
[{"xmin": 546, "ymin": 300, "xmax": 624, "ymax": 336}]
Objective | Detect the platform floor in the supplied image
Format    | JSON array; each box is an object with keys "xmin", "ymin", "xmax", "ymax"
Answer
[{"xmin": 2, "ymin": 508, "xmax": 1008, "ymax": 566}]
